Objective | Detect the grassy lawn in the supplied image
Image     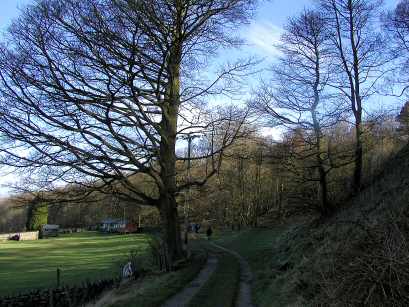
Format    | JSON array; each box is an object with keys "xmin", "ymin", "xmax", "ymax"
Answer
[{"xmin": 0, "ymin": 231, "xmax": 149, "ymax": 296}]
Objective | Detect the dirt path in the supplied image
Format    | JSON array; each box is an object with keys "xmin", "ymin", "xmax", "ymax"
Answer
[
  {"xmin": 161, "ymin": 255, "xmax": 219, "ymax": 307},
  {"xmin": 209, "ymin": 242, "xmax": 255, "ymax": 307}
]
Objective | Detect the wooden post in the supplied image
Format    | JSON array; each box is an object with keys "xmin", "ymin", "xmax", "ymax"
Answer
[
  {"xmin": 57, "ymin": 268, "xmax": 61, "ymax": 288},
  {"xmin": 49, "ymin": 288, "xmax": 54, "ymax": 307}
]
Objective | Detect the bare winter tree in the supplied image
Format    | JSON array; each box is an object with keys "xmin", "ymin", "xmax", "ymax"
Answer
[
  {"xmin": 384, "ymin": 0, "xmax": 409, "ymax": 96},
  {"xmin": 252, "ymin": 10, "xmax": 344, "ymax": 215},
  {"xmin": 320, "ymin": 0, "xmax": 386, "ymax": 194},
  {"xmin": 0, "ymin": 0, "xmax": 256, "ymax": 265}
]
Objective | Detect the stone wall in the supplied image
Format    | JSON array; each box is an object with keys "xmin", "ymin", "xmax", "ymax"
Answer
[{"xmin": 0, "ymin": 231, "xmax": 39, "ymax": 241}]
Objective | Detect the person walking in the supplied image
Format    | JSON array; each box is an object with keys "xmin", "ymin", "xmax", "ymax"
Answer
[{"xmin": 206, "ymin": 226, "xmax": 213, "ymax": 240}]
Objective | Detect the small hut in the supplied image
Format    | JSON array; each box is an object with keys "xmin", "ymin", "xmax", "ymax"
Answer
[
  {"xmin": 41, "ymin": 224, "xmax": 60, "ymax": 237},
  {"xmin": 100, "ymin": 219, "xmax": 137, "ymax": 233}
]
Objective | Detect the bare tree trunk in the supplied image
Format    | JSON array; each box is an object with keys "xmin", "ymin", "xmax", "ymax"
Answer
[
  {"xmin": 158, "ymin": 118, "xmax": 185, "ymax": 265},
  {"xmin": 158, "ymin": 192, "xmax": 183, "ymax": 268},
  {"xmin": 277, "ymin": 181, "xmax": 283, "ymax": 221},
  {"xmin": 353, "ymin": 119, "xmax": 363, "ymax": 194},
  {"xmin": 313, "ymin": 120, "xmax": 330, "ymax": 214},
  {"xmin": 318, "ymin": 162, "xmax": 329, "ymax": 213},
  {"xmin": 349, "ymin": 0, "xmax": 363, "ymax": 193},
  {"xmin": 312, "ymin": 42, "xmax": 330, "ymax": 215},
  {"xmin": 313, "ymin": 126, "xmax": 330, "ymax": 214},
  {"xmin": 158, "ymin": 40, "xmax": 184, "ymax": 266}
]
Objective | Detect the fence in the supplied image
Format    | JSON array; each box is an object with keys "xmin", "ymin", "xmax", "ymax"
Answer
[
  {"xmin": 0, "ymin": 278, "xmax": 118, "ymax": 307},
  {"xmin": 0, "ymin": 231, "xmax": 39, "ymax": 241}
]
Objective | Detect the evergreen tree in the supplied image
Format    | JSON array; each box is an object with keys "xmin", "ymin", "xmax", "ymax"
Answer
[{"xmin": 26, "ymin": 202, "xmax": 48, "ymax": 231}]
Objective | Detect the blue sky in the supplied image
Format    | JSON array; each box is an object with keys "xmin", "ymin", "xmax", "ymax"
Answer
[
  {"xmin": 0, "ymin": 0, "xmax": 402, "ymax": 196},
  {"xmin": 0, "ymin": 0, "xmax": 306, "ymax": 29},
  {"xmin": 0, "ymin": 0, "xmax": 32, "ymax": 32},
  {"xmin": 1, "ymin": 0, "xmax": 399, "ymax": 28},
  {"xmin": 0, "ymin": 0, "xmax": 400, "ymax": 54}
]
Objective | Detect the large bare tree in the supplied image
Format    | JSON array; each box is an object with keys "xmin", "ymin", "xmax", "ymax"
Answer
[
  {"xmin": 0, "ymin": 0, "xmax": 256, "ymax": 265},
  {"xmin": 384, "ymin": 0, "xmax": 409, "ymax": 96},
  {"xmin": 252, "ymin": 10, "xmax": 344, "ymax": 215},
  {"xmin": 320, "ymin": 0, "xmax": 385, "ymax": 194}
]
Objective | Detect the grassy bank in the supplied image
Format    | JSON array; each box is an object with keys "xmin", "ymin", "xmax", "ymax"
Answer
[{"xmin": 212, "ymin": 142, "xmax": 409, "ymax": 306}]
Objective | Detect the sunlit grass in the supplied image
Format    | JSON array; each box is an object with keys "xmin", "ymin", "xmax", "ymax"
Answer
[{"xmin": 0, "ymin": 231, "xmax": 149, "ymax": 296}]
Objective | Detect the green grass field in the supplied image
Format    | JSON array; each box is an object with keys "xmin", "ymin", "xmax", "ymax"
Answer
[{"xmin": 0, "ymin": 232, "xmax": 149, "ymax": 296}]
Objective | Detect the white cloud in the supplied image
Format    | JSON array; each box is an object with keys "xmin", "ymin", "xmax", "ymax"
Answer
[
  {"xmin": 0, "ymin": 168, "xmax": 19, "ymax": 196},
  {"xmin": 245, "ymin": 21, "xmax": 283, "ymax": 58},
  {"xmin": 259, "ymin": 126, "xmax": 284, "ymax": 141}
]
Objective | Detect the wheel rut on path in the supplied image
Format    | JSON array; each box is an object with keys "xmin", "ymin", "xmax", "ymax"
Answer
[
  {"xmin": 161, "ymin": 255, "xmax": 218, "ymax": 307},
  {"xmin": 162, "ymin": 242, "xmax": 254, "ymax": 307},
  {"xmin": 209, "ymin": 242, "xmax": 255, "ymax": 307}
]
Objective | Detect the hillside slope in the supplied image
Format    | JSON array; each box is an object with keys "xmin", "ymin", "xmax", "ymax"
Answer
[{"xmin": 220, "ymin": 143, "xmax": 409, "ymax": 306}]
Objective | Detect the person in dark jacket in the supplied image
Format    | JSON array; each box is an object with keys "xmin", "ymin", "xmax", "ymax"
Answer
[
  {"xmin": 206, "ymin": 226, "xmax": 213, "ymax": 240},
  {"xmin": 194, "ymin": 223, "xmax": 201, "ymax": 233}
]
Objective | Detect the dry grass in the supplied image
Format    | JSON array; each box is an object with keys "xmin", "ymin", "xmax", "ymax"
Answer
[{"xmin": 312, "ymin": 210, "xmax": 409, "ymax": 306}]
